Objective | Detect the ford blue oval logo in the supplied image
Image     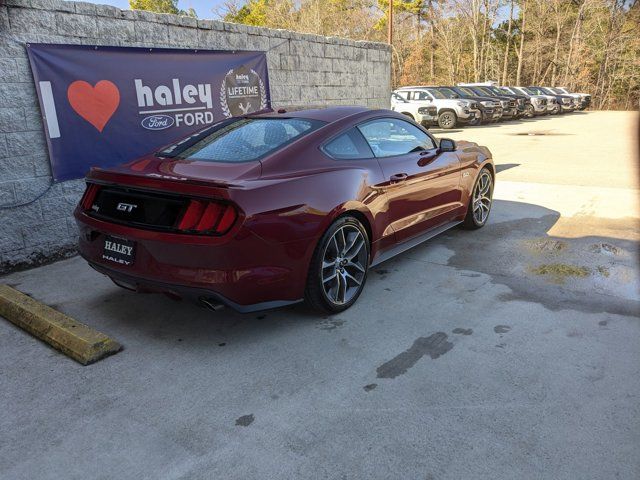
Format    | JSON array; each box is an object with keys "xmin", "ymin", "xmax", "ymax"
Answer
[{"xmin": 141, "ymin": 115, "xmax": 174, "ymax": 130}]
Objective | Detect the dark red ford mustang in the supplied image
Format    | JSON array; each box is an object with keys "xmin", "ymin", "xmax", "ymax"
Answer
[{"xmin": 75, "ymin": 106, "xmax": 494, "ymax": 313}]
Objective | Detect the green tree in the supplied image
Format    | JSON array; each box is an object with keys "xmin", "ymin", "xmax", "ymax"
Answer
[
  {"xmin": 129, "ymin": 0, "xmax": 197, "ymax": 17},
  {"xmin": 223, "ymin": 0, "xmax": 272, "ymax": 25}
]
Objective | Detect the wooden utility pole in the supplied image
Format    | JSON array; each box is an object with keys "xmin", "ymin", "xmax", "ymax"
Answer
[
  {"xmin": 516, "ymin": 0, "xmax": 527, "ymax": 85},
  {"xmin": 502, "ymin": 0, "xmax": 514, "ymax": 85},
  {"xmin": 388, "ymin": 0, "xmax": 393, "ymax": 45}
]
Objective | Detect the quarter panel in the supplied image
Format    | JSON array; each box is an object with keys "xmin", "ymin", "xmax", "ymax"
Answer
[{"xmin": 236, "ymin": 166, "xmax": 390, "ymax": 246}]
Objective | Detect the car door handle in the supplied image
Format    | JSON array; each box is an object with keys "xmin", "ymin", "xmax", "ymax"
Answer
[{"xmin": 390, "ymin": 173, "xmax": 408, "ymax": 183}]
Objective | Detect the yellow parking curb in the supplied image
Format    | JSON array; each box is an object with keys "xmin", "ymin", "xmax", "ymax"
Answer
[{"xmin": 0, "ymin": 284, "xmax": 122, "ymax": 365}]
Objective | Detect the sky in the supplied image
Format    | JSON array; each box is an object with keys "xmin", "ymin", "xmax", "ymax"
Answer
[
  {"xmin": 82, "ymin": 0, "xmax": 228, "ymax": 19},
  {"xmin": 83, "ymin": 0, "xmax": 518, "ymax": 26}
]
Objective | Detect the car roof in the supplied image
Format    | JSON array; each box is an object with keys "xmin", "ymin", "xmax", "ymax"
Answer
[
  {"xmin": 252, "ymin": 106, "xmax": 369, "ymax": 122},
  {"xmin": 396, "ymin": 86, "xmax": 435, "ymax": 90}
]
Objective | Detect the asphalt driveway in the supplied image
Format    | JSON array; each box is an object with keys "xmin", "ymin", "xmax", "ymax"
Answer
[{"xmin": 1, "ymin": 111, "xmax": 639, "ymax": 480}]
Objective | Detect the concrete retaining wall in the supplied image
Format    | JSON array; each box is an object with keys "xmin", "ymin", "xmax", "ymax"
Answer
[{"xmin": 0, "ymin": 0, "xmax": 391, "ymax": 272}]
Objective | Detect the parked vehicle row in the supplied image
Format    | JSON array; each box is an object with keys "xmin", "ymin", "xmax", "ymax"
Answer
[{"xmin": 391, "ymin": 83, "xmax": 591, "ymax": 129}]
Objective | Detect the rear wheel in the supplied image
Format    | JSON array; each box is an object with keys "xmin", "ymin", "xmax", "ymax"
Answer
[
  {"xmin": 305, "ymin": 216, "xmax": 370, "ymax": 313},
  {"xmin": 438, "ymin": 111, "xmax": 457, "ymax": 129},
  {"xmin": 462, "ymin": 168, "xmax": 493, "ymax": 229}
]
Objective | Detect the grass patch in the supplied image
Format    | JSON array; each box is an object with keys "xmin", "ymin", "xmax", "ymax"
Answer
[{"xmin": 530, "ymin": 263, "xmax": 590, "ymax": 284}]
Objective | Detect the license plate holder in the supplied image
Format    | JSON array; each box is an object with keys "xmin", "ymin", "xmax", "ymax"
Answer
[{"xmin": 102, "ymin": 236, "xmax": 136, "ymax": 266}]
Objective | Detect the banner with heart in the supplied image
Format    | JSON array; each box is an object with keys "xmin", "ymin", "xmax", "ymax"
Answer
[
  {"xmin": 67, "ymin": 80, "xmax": 120, "ymax": 132},
  {"xmin": 26, "ymin": 43, "xmax": 270, "ymax": 181}
]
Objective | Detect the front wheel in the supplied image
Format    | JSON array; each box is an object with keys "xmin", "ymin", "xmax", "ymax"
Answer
[
  {"xmin": 305, "ymin": 216, "xmax": 370, "ymax": 313},
  {"xmin": 524, "ymin": 104, "xmax": 535, "ymax": 118},
  {"xmin": 438, "ymin": 111, "xmax": 457, "ymax": 129},
  {"xmin": 462, "ymin": 168, "xmax": 493, "ymax": 229}
]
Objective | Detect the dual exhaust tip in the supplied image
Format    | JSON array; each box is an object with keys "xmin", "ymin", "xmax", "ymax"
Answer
[{"xmin": 199, "ymin": 297, "xmax": 225, "ymax": 312}]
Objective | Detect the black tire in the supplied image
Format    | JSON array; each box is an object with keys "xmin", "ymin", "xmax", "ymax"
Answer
[
  {"xmin": 462, "ymin": 167, "xmax": 494, "ymax": 230},
  {"xmin": 305, "ymin": 216, "xmax": 370, "ymax": 314},
  {"xmin": 438, "ymin": 111, "xmax": 457, "ymax": 129},
  {"xmin": 468, "ymin": 116, "xmax": 481, "ymax": 126},
  {"xmin": 401, "ymin": 112, "xmax": 415, "ymax": 121}
]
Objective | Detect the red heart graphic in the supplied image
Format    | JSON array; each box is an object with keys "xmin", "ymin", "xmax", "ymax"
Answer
[{"xmin": 67, "ymin": 80, "xmax": 120, "ymax": 132}]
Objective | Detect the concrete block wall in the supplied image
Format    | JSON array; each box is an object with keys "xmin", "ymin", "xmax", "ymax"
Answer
[{"xmin": 0, "ymin": 0, "xmax": 391, "ymax": 273}]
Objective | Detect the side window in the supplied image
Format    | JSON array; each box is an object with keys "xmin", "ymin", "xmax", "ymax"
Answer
[
  {"xmin": 323, "ymin": 128, "xmax": 374, "ymax": 160},
  {"xmin": 414, "ymin": 91, "xmax": 431, "ymax": 101},
  {"xmin": 357, "ymin": 118, "xmax": 436, "ymax": 158},
  {"xmin": 395, "ymin": 91, "xmax": 409, "ymax": 100}
]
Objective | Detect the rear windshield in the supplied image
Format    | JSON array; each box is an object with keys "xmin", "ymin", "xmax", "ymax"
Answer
[{"xmin": 159, "ymin": 117, "xmax": 325, "ymax": 162}]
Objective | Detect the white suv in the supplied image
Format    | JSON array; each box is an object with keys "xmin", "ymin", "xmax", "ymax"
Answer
[
  {"xmin": 390, "ymin": 92, "xmax": 438, "ymax": 128},
  {"xmin": 501, "ymin": 86, "xmax": 548, "ymax": 116},
  {"xmin": 392, "ymin": 87, "xmax": 481, "ymax": 129}
]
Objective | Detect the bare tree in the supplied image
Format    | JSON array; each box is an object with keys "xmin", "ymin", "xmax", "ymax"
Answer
[
  {"xmin": 501, "ymin": 0, "xmax": 514, "ymax": 84},
  {"xmin": 218, "ymin": 0, "xmax": 640, "ymax": 109},
  {"xmin": 515, "ymin": 0, "xmax": 526, "ymax": 85}
]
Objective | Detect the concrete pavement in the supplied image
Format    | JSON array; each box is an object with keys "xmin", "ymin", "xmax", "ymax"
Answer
[{"xmin": 1, "ymin": 111, "xmax": 639, "ymax": 480}]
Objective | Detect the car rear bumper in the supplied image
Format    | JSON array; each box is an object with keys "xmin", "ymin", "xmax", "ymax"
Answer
[
  {"xmin": 74, "ymin": 210, "xmax": 315, "ymax": 311},
  {"xmin": 84, "ymin": 259, "xmax": 302, "ymax": 312}
]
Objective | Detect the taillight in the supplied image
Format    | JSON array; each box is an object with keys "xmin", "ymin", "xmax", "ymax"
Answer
[
  {"xmin": 177, "ymin": 199, "xmax": 237, "ymax": 235},
  {"xmin": 80, "ymin": 183, "xmax": 100, "ymax": 210}
]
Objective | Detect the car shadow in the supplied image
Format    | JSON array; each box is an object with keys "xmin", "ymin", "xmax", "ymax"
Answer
[
  {"xmin": 81, "ymin": 198, "xmax": 638, "ymax": 351},
  {"xmin": 495, "ymin": 163, "xmax": 520, "ymax": 173},
  {"xmin": 428, "ymin": 128, "xmax": 464, "ymax": 134}
]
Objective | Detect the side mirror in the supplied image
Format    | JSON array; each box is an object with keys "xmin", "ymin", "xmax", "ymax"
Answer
[{"xmin": 439, "ymin": 138, "xmax": 456, "ymax": 152}]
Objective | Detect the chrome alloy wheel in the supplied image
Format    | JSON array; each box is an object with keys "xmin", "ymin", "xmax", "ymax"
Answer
[
  {"xmin": 472, "ymin": 170, "xmax": 493, "ymax": 225},
  {"xmin": 321, "ymin": 225, "xmax": 367, "ymax": 305}
]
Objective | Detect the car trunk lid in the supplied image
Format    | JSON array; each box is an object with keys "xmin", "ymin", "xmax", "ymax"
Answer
[
  {"xmin": 80, "ymin": 156, "xmax": 256, "ymax": 234},
  {"xmin": 96, "ymin": 155, "xmax": 262, "ymax": 187}
]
